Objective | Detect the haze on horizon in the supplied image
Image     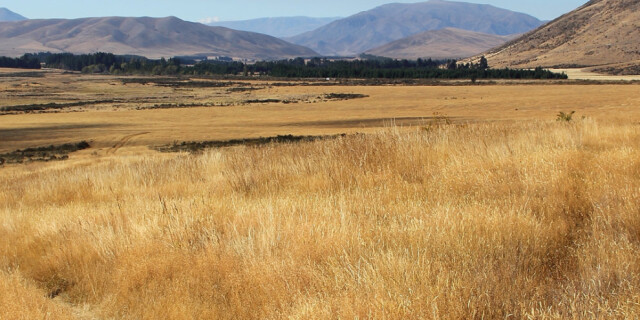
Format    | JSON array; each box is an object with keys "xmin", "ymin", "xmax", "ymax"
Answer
[{"xmin": 2, "ymin": 0, "xmax": 588, "ymax": 23}]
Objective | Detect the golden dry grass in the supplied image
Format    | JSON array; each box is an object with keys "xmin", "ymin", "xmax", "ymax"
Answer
[
  {"xmin": 2, "ymin": 118, "xmax": 640, "ymax": 319},
  {"xmin": 2, "ymin": 72, "xmax": 640, "ymax": 153}
]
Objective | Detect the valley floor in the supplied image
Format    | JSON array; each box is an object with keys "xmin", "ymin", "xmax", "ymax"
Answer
[
  {"xmin": 1, "ymin": 70, "xmax": 639, "ymax": 153},
  {"xmin": 1, "ymin": 71, "xmax": 640, "ymax": 319}
]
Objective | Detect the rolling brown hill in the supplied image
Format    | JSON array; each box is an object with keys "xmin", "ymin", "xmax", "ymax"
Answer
[
  {"xmin": 483, "ymin": 0, "xmax": 640, "ymax": 73},
  {"xmin": 0, "ymin": 16, "xmax": 317, "ymax": 60},
  {"xmin": 365, "ymin": 27, "xmax": 514, "ymax": 60},
  {"xmin": 286, "ymin": 0, "xmax": 543, "ymax": 56}
]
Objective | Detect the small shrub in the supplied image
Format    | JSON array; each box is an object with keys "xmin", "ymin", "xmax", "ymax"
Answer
[{"xmin": 557, "ymin": 111, "xmax": 576, "ymax": 122}]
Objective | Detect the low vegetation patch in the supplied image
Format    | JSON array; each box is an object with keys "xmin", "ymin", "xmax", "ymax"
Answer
[
  {"xmin": 137, "ymin": 93, "xmax": 368, "ymax": 110},
  {"xmin": 243, "ymin": 98, "xmax": 284, "ymax": 104},
  {"xmin": 0, "ymin": 141, "xmax": 90, "ymax": 165},
  {"xmin": 156, "ymin": 134, "xmax": 346, "ymax": 153},
  {"xmin": 136, "ymin": 102, "xmax": 227, "ymax": 110},
  {"xmin": 242, "ymin": 93, "xmax": 367, "ymax": 105},
  {"xmin": 121, "ymin": 78, "xmax": 244, "ymax": 88},
  {"xmin": 0, "ymin": 72, "xmax": 45, "ymax": 78},
  {"xmin": 226, "ymin": 86, "xmax": 263, "ymax": 93},
  {"xmin": 0, "ymin": 100, "xmax": 118, "ymax": 114},
  {"xmin": 323, "ymin": 93, "xmax": 368, "ymax": 100}
]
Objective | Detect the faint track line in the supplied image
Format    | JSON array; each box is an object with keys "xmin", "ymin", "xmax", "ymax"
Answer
[{"xmin": 107, "ymin": 132, "xmax": 150, "ymax": 154}]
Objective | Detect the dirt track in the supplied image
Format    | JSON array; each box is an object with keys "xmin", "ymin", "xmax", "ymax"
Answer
[{"xmin": 107, "ymin": 132, "xmax": 150, "ymax": 154}]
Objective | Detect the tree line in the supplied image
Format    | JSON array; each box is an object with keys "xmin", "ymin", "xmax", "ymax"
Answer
[
  {"xmin": 0, "ymin": 52, "xmax": 568, "ymax": 80},
  {"xmin": 188, "ymin": 56, "xmax": 566, "ymax": 80},
  {"xmin": 0, "ymin": 54, "xmax": 41, "ymax": 69}
]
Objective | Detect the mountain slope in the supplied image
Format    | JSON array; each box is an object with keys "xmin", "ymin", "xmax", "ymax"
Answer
[
  {"xmin": 366, "ymin": 28, "xmax": 513, "ymax": 60},
  {"xmin": 287, "ymin": 0, "xmax": 543, "ymax": 56},
  {"xmin": 0, "ymin": 16, "xmax": 317, "ymax": 59},
  {"xmin": 0, "ymin": 8, "xmax": 26, "ymax": 21},
  {"xmin": 484, "ymin": 0, "xmax": 640, "ymax": 70},
  {"xmin": 207, "ymin": 17, "xmax": 340, "ymax": 38}
]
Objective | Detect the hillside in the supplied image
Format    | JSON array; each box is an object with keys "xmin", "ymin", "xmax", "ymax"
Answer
[
  {"xmin": 483, "ymin": 0, "xmax": 640, "ymax": 72},
  {"xmin": 0, "ymin": 8, "xmax": 26, "ymax": 21},
  {"xmin": 287, "ymin": 0, "xmax": 542, "ymax": 56},
  {"xmin": 0, "ymin": 16, "xmax": 317, "ymax": 60},
  {"xmin": 366, "ymin": 27, "xmax": 513, "ymax": 60},
  {"xmin": 207, "ymin": 17, "xmax": 340, "ymax": 38}
]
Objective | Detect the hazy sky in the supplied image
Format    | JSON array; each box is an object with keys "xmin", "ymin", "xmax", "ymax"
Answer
[{"xmin": 2, "ymin": 0, "xmax": 588, "ymax": 22}]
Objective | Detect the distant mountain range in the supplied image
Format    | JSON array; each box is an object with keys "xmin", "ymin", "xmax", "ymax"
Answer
[
  {"xmin": 207, "ymin": 17, "xmax": 340, "ymax": 38},
  {"xmin": 366, "ymin": 28, "xmax": 515, "ymax": 60},
  {"xmin": 0, "ymin": 1, "xmax": 547, "ymax": 63},
  {"xmin": 286, "ymin": 0, "xmax": 543, "ymax": 56},
  {"xmin": 483, "ymin": 0, "xmax": 640, "ymax": 73},
  {"xmin": 3, "ymin": 0, "xmax": 636, "ymax": 75},
  {"xmin": 0, "ymin": 16, "xmax": 317, "ymax": 60},
  {"xmin": 0, "ymin": 8, "xmax": 26, "ymax": 21}
]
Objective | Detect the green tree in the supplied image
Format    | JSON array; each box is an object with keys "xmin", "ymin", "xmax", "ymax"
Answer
[{"xmin": 478, "ymin": 56, "xmax": 489, "ymax": 69}]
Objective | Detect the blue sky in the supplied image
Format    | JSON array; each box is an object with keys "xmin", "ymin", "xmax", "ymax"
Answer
[{"xmin": 2, "ymin": 0, "xmax": 588, "ymax": 22}]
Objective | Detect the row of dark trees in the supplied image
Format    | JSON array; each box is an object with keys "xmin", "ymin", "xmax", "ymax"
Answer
[
  {"xmin": 44, "ymin": 52, "xmax": 120, "ymax": 71},
  {"xmin": 191, "ymin": 57, "xmax": 566, "ymax": 80},
  {"xmin": 0, "ymin": 54, "xmax": 41, "ymax": 69},
  {"xmin": 0, "ymin": 52, "xmax": 568, "ymax": 80},
  {"xmin": 40, "ymin": 52, "xmax": 181, "ymax": 74}
]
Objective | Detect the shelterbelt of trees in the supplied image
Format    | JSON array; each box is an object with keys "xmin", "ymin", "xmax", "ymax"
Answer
[
  {"xmin": 0, "ymin": 52, "xmax": 568, "ymax": 80},
  {"xmin": 0, "ymin": 54, "xmax": 41, "ymax": 69}
]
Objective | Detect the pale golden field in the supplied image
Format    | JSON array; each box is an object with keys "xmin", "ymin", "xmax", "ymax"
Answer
[
  {"xmin": 2, "ymin": 71, "xmax": 640, "ymax": 319},
  {"xmin": 1, "ymin": 70, "xmax": 640, "ymax": 153},
  {"xmin": 551, "ymin": 68, "xmax": 640, "ymax": 81}
]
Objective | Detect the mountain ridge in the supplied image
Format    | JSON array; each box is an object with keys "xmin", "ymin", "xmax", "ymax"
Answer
[
  {"xmin": 366, "ymin": 28, "xmax": 514, "ymax": 60},
  {"xmin": 207, "ymin": 17, "xmax": 340, "ymax": 38},
  {"xmin": 0, "ymin": 16, "xmax": 317, "ymax": 60},
  {"xmin": 287, "ymin": 0, "xmax": 543, "ymax": 56},
  {"xmin": 481, "ymin": 0, "xmax": 640, "ymax": 72}
]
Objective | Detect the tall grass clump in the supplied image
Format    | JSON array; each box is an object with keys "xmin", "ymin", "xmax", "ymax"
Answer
[{"xmin": 1, "ymin": 119, "xmax": 640, "ymax": 319}]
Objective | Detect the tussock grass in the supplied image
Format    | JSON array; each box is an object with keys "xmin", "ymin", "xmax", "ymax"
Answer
[{"xmin": 2, "ymin": 120, "xmax": 640, "ymax": 318}]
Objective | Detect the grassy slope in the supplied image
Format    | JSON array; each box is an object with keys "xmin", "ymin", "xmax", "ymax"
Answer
[
  {"xmin": 2, "ymin": 119, "xmax": 640, "ymax": 318},
  {"xmin": 484, "ymin": 0, "xmax": 640, "ymax": 69}
]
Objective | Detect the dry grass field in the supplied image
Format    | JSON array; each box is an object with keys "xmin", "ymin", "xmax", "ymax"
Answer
[
  {"xmin": 1, "ymin": 70, "xmax": 640, "ymax": 153},
  {"xmin": 2, "ymin": 70, "xmax": 640, "ymax": 319}
]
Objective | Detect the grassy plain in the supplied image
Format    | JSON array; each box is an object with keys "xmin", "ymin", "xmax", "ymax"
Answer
[
  {"xmin": 552, "ymin": 68, "xmax": 640, "ymax": 81},
  {"xmin": 1, "ymin": 70, "xmax": 640, "ymax": 153},
  {"xmin": 1, "ymin": 70, "xmax": 640, "ymax": 319}
]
